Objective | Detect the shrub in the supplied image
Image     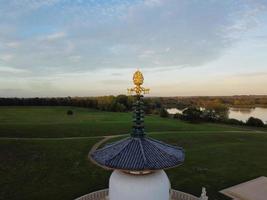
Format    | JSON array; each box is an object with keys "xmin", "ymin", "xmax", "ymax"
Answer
[
  {"xmin": 182, "ymin": 107, "xmax": 203, "ymax": 122},
  {"xmin": 202, "ymin": 109, "xmax": 217, "ymax": 122},
  {"xmin": 224, "ymin": 118, "xmax": 244, "ymax": 126},
  {"xmin": 67, "ymin": 110, "xmax": 73, "ymax": 115},
  {"xmin": 203, "ymin": 99, "xmax": 229, "ymax": 120},
  {"xmin": 173, "ymin": 113, "xmax": 182, "ymax": 119},
  {"xmin": 160, "ymin": 108, "xmax": 169, "ymax": 118},
  {"xmin": 246, "ymin": 117, "xmax": 264, "ymax": 127}
]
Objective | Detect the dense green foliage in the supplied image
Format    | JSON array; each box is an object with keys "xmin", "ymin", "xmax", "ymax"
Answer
[
  {"xmin": 2, "ymin": 95, "xmax": 267, "ymax": 112},
  {"xmin": 181, "ymin": 107, "xmax": 203, "ymax": 122},
  {"xmin": 224, "ymin": 118, "xmax": 244, "ymax": 126},
  {"xmin": 171, "ymin": 107, "xmax": 265, "ymax": 128},
  {"xmin": 157, "ymin": 95, "xmax": 267, "ymax": 108},
  {"xmin": 246, "ymin": 117, "xmax": 265, "ymax": 127},
  {"xmin": 0, "ymin": 107, "xmax": 267, "ymax": 200},
  {"xmin": 0, "ymin": 95, "xmax": 136, "ymax": 112},
  {"xmin": 173, "ymin": 106, "xmax": 228, "ymax": 123}
]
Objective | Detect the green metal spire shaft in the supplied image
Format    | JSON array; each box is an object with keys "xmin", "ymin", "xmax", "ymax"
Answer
[
  {"xmin": 127, "ymin": 70, "xmax": 149, "ymax": 137},
  {"xmin": 131, "ymin": 95, "xmax": 145, "ymax": 137}
]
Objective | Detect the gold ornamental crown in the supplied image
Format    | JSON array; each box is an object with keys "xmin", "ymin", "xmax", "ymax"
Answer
[
  {"xmin": 133, "ymin": 70, "xmax": 144, "ymax": 86},
  {"xmin": 128, "ymin": 70, "xmax": 150, "ymax": 95}
]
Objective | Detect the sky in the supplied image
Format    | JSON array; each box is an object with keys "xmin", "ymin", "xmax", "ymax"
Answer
[{"xmin": 0, "ymin": 0, "xmax": 267, "ymax": 97}]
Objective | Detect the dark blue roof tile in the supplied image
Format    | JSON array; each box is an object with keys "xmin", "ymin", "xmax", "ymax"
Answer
[{"xmin": 90, "ymin": 136, "xmax": 185, "ymax": 171}]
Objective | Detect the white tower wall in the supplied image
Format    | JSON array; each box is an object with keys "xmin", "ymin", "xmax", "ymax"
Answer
[{"xmin": 109, "ymin": 170, "xmax": 170, "ymax": 200}]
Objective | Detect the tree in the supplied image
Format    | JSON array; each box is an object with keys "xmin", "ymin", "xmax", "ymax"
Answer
[
  {"xmin": 97, "ymin": 96, "xmax": 115, "ymax": 111},
  {"xmin": 182, "ymin": 107, "xmax": 202, "ymax": 122},
  {"xmin": 160, "ymin": 108, "xmax": 168, "ymax": 118},
  {"xmin": 115, "ymin": 103, "xmax": 126, "ymax": 112},
  {"xmin": 116, "ymin": 95, "xmax": 129, "ymax": 109},
  {"xmin": 246, "ymin": 117, "xmax": 264, "ymax": 127},
  {"xmin": 202, "ymin": 109, "xmax": 217, "ymax": 122},
  {"xmin": 204, "ymin": 99, "xmax": 229, "ymax": 121}
]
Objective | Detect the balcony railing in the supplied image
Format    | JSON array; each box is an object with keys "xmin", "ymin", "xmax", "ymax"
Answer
[
  {"xmin": 75, "ymin": 189, "xmax": 108, "ymax": 200},
  {"xmin": 75, "ymin": 188, "xmax": 203, "ymax": 200}
]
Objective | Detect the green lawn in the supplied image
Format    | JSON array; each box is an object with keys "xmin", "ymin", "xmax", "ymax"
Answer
[
  {"xmin": 0, "ymin": 106, "xmax": 246, "ymax": 138},
  {"xmin": 0, "ymin": 106, "xmax": 267, "ymax": 200},
  {"xmin": 0, "ymin": 139, "xmax": 110, "ymax": 200}
]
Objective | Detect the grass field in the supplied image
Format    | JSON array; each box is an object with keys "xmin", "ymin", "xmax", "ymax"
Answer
[
  {"xmin": 0, "ymin": 106, "xmax": 246, "ymax": 138},
  {"xmin": 0, "ymin": 106, "xmax": 267, "ymax": 200}
]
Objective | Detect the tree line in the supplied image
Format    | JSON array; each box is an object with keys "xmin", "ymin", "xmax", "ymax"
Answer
[
  {"xmin": 158, "ymin": 95, "xmax": 267, "ymax": 109},
  {"xmin": 0, "ymin": 95, "xmax": 162, "ymax": 113}
]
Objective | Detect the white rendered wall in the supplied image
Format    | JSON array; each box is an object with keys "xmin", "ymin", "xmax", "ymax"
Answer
[{"xmin": 109, "ymin": 170, "xmax": 170, "ymax": 200}]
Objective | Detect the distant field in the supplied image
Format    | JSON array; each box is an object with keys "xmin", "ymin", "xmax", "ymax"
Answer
[
  {"xmin": 0, "ymin": 106, "xmax": 267, "ymax": 200},
  {"xmin": 0, "ymin": 106, "xmax": 246, "ymax": 138}
]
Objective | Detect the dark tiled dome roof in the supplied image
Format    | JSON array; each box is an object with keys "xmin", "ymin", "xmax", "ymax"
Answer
[{"xmin": 90, "ymin": 136, "xmax": 185, "ymax": 171}]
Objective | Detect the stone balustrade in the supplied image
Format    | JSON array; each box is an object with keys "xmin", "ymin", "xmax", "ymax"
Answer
[
  {"xmin": 171, "ymin": 189, "xmax": 200, "ymax": 200},
  {"xmin": 75, "ymin": 188, "xmax": 205, "ymax": 200}
]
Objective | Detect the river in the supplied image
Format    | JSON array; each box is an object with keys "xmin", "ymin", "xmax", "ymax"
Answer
[
  {"xmin": 229, "ymin": 107, "xmax": 267, "ymax": 124},
  {"xmin": 167, "ymin": 107, "xmax": 267, "ymax": 124}
]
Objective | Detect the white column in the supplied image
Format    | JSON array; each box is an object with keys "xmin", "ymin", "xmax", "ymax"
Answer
[{"xmin": 109, "ymin": 170, "xmax": 170, "ymax": 200}]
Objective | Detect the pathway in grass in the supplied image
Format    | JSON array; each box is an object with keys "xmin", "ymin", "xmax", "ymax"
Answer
[
  {"xmin": 0, "ymin": 130, "xmax": 266, "ymax": 141},
  {"xmin": 1, "ymin": 106, "xmax": 267, "ymax": 200},
  {"xmin": 1, "ymin": 131, "xmax": 267, "ymax": 200}
]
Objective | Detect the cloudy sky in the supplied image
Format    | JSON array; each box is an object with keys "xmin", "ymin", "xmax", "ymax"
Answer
[{"xmin": 0, "ymin": 0, "xmax": 267, "ymax": 97}]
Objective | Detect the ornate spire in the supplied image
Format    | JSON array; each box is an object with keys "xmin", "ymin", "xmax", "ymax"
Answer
[
  {"xmin": 127, "ymin": 70, "xmax": 150, "ymax": 95},
  {"xmin": 128, "ymin": 70, "xmax": 150, "ymax": 137},
  {"xmin": 90, "ymin": 70, "xmax": 185, "ymax": 171}
]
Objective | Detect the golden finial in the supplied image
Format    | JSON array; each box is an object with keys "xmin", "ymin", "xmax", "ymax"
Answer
[{"xmin": 128, "ymin": 70, "xmax": 150, "ymax": 95}]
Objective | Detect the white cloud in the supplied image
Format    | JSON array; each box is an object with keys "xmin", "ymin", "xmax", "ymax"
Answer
[
  {"xmin": 0, "ymin": 0, "xmax": 266, "ymax": 96},
  {"xmin": 0, "ymin": 0, "xmax": 266, "ymax": 74},
  {"xmin": 68, "ymin": 55, "xmax": 82, "ymax": 62},
  {"xmin": 0, "ymin": 66, "xmax": 30, "ymax": 74},
  {"xmin": 0, "ymin": 54, "xmax": 13, "ymax": 62},
  {"xmin": 41, "ymin": 32, "xmax": 66, "ymax": 41},
  {"xmin": 6, "ymin": 42, "xmax": 20, "ymax": 48},
  {"xmin": 0, "ymin": 0, "xmax": 61, "ymax": 18},
  {"xmin": 144, "ymin": 0, "xmax": 163, "ymax": 7}
]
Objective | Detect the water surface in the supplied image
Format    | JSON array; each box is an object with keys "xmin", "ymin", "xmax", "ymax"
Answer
[
  {"xmin": 167, "ymin": 107, "xmax": 267, "ymax": 124},
  {"xmin": 229, "ymin": 107, "xmax": 267, "ymax": 124}
]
